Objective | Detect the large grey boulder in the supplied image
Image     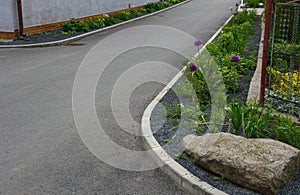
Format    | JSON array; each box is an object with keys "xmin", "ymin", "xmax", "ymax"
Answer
[{"xmin": 182, "ymin": 133, "xmax": 300, "ymax": 195}]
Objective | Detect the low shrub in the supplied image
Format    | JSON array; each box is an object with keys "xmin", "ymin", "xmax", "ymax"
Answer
[
  {"xmin": 62, "ymin": 19, "xmax": 90, "ymax": 34},
  {"xmin": 103, "ymin": 17, "xmax": 118, "ymax": 26},
  {"xmin": 273, "ymin": 115, "xmax": 300, "ymax": 149},
  {"xmin": 86, "ymin": 17, "xmax": 105, "ymax": 29},
  {"xmin": 116, "ymin": 11, "xmax": 132, "ymax": 21},
  {"xmin": 245, "ymin": 0, "xmax": 264, "ymax": 8}
]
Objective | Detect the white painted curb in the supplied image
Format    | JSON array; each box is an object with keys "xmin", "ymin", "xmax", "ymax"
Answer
[{"xmin": 0, "ymin": 0, "xmax": 191, "ymax": 49}]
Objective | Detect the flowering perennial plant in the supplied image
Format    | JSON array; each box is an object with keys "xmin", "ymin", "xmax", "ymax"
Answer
[{"xmin": 267, "ymin": 67, "xmax": 300, "ymax": 98}]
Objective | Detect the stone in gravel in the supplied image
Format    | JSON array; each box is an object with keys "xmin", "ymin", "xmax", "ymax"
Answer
[{"xmin": 182, "ymin": 133, "xmax": 300, "ymax": 195}]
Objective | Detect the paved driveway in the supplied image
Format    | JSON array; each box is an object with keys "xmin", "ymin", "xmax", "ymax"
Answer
[{"xmin": 0, "ymin": 0, "xmax": 236, "ymax": 194}]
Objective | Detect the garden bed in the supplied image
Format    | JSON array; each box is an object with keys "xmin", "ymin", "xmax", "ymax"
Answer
[{"xmin": 151, "ymin": 11, "xmax": 300, "ymax": 195}]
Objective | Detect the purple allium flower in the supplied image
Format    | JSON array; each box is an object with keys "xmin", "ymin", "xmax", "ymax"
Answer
[
  {"xmin": 230, "ymin": 56, "xmax": 240, "ymax": 62},
  {"xmin": 194, "ymin": 40, "xmax": 202, "ymax": 46},
  {"xmin": 189, "ymin": 64, "xmax": 198, "ymax": 72},
  {"xmin": 233, "ymin": 12, "xmax": 238, "ymax": 16}
]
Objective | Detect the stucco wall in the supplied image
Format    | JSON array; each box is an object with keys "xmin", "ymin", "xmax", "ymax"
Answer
[
  {"xmin": 0, "ymin": 0, "xmax": 17, "ymax": 32},
  {"xmin": 0, "ymin": 0, "xmax": 157, "ymax": 32}
]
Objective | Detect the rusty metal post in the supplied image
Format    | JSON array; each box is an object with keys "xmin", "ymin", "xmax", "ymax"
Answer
[
  {"xmin": 260, "ymin": 0, "xmax": 273, "ymax": 104},
  {"xmin": 16, "ymin": 0, "xmax": 25, "ymax": 38}
]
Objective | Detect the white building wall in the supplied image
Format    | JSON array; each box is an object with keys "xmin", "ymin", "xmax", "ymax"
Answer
[{"xmin": 0, "ymin": 0, "xmax": 17, "ymax": 32}]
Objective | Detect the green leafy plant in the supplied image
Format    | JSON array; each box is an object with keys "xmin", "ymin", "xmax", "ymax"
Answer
[
  {"xmin": 87, "ymin": 17, "xmax": 105, "ymax": 29},
  {"xmin": 183, "ymin": 63, "xmax": 211, "ymax": 104},
  {"xmin": 170, "ymin": 118, "xmax": 180, "ymax": 128},
  {"xmin": 163, "ymin": 102, "xmax": 181, "ymax": 118},
  {"xmin": 245, "ymin": 0, "xmax": 264, "ymax": 8},
  {"xmin": 61, "ymin": 19, "xmax": 90, "ymax": 34},
  {"xmin": 273, "ymin": 115, "xmax": 300, "ymax": 149},
  {"xmin": 59, "ymin": 1, "xmax": 184, "ymax": 35},
  {"xmin": 116, "ymin": 11, "xmax": 132, "ymax": 21},
  {"xmin": 164, "ymin": 135, "xmax": 176, "ymax": 143},
  {"xmin": 220, "ymin": 66, "xmax": 239, "ymax": 92},
  {"xmin": 227, "ymin": 10, "xmax": 256, "ymax": 26},
  {"xmin": 242, "ymin": 103, "xmax": 271, "ymax": 138},
  {"xmin": 225, "ymin": 101, "xmax": 243, "ymax": 133},
  {"xmin": 175, "ymin": 152, "xmax": 186, "ymax": 160},
  {"xmin": 145, "ymin": 2, "xmax": 168, "ymax": 12},
  {"xmin": 139, "ymin": 8, "xmax": 147, "ymax": 14},
  {"xmin": 103, "ymin": 17, "xmax": 118, "ymax": 26},
  {"xmin": 167, "ymin": 0, "xmax": 184, "ymax": 5},
  {"xmin": 213, "ymin": 175, "xmax": 226, "ymax": 181},
  {"xmin": 225, "ymin": 101, "xmax": 272, "ymax": 137},
  {"xmin": 267, "ymin": 67, "xmax": 300, "ymax": 98},
  {"xmin": 203, "ymin": 10, "xmax": 257, "ymax": 92}
]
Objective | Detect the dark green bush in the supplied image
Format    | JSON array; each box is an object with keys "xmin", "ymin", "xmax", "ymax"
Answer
[
  {"xmin": 103, "ymin": 17, "xmax": 118, "ymax": 26},
  {"xmin": 86, "ymin": 17, "xmax": 105, "ymax": 29},
  {"xmin": 245, "ymin": 0, "xmax": 264, "ymax": 8},
  {"xmin": 273, "ymin": 115, "xmax": 300, "ymax": 149},
  {"xmin": 62, "ymin": 19, "xmax": 90, "ymax": 34},
  {"xmin": 116, "ymin": 11, "xmax": 132, "ymax": 21},
  {"xmin": 145, "ymin": 2, "xmax": 168, "ymax": 12}
]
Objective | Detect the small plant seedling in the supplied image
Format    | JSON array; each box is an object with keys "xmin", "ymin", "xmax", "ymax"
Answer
[
  {"xmin": 164, "ymin": 135, "xmax": 176, "ymax": 143},
  {"xmin": 213, "ymin": 175, "xmax": 226, "ymax": 181},
  {"xmin": 165, "ymin": 102, "xmax": 181, "ymax": 118},
  {"xmin": 61, "ymin": 31, "xmax": 69, "ymax": 36},
  {"xmin": 170, "ymin": 118, "xmax": 179, "ymax": 128},
  {"xmin": 192, "ymin": 126, "xmax": 205, "ymax": 133},
  {"xmin": 175, "ymin": 153, "xmax": 186, "ymax": 160}
]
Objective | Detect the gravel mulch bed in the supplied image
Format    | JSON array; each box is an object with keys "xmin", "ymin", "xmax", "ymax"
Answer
[{"xmin": 0, "ymin": 30, "xmax": 85, "ymax": 45}]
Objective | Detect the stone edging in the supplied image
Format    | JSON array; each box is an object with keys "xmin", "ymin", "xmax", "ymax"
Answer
[
  {"xmin": 247, "ymin": 13, "xmax": 264, "ymax": 102},
  {"xmin": 0, "ymin": 0, "xmax": 191, "ymax": 49},
  {"xmin": 141, "ymin": 8, "xmax": 265, "ymax": 195}
]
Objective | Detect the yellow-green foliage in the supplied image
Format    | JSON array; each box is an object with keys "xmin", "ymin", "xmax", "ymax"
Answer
[{"xmin": 267, "ymin": 67, "xmax": 300, "ymax": 98}]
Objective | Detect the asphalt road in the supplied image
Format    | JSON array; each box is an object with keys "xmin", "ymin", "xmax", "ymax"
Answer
[{"xmin": 1, "ymin": 0, "xmax": 237, "ymax": 194}]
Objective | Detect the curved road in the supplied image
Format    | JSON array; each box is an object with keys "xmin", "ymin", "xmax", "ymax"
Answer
[{"xmin": 1, "ymin": 0, "xmax": 236, "ymax": 194}]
